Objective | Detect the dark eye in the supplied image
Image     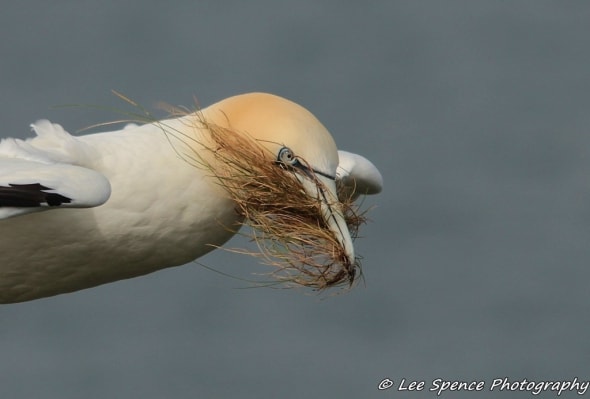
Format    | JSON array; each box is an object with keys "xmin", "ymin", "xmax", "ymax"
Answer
[{"xmin": 277, "ymin": 147, "xmax": 297, "ymax": 166}]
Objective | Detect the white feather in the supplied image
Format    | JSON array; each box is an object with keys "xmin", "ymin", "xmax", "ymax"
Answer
[
  {"xmin": 336, "ymin": 150, "xmax": 383, "ymax": 201},
  {"xmin": 0, "ymin": 121, "xmax": 111, "ymax": 219}
]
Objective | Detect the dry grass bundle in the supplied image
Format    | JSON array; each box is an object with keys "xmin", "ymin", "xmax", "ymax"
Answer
[{"xmin": 167, "ymin": 112, "xmax": 367, "ymax": 291}]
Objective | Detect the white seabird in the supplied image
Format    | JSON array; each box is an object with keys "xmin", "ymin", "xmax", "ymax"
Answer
[{"xmin": 0, "ymin": 92, "xmax": 382, "ymax": 303}]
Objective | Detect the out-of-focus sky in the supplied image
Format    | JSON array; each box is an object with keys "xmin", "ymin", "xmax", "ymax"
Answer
[{"xmin": 1, "ymin": 2, "xmax": 590, "ymax": 398}]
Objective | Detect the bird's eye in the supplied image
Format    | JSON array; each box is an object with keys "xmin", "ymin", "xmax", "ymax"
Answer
[{"xmin": 277, "ymin": 147, "xmax": 297, "ymax": 166}]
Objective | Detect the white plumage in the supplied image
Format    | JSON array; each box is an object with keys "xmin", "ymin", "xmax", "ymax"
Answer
[{"xmin": 0, "ymin": 92, "xmax": 382, "ymax": 303}]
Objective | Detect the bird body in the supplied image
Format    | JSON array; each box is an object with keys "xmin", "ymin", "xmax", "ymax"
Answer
[
  {"xmin": 0, "ymin": 116, "xmax": 239, "ymax": 302},
  {"xmin": 0, "ymin": 93, "xmax": 382, "ymax": 303}
]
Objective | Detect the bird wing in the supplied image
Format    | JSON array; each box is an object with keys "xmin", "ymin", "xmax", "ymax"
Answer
[
  {"xmin": 0, "ymin": 121, "xmax": 111, "ymax": 220},
  {"xmin": 336, "ymin": 150, "xmax": 383, "ymax": 202}
]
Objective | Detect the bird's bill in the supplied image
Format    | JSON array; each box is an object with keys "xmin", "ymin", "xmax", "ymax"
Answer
[{"xmin": 299, "ymin": 174, "xmax": 355, "ymax": 268}]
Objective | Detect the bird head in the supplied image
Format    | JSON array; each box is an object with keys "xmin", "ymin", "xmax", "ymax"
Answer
[{"xmin": 173, "ymin": 92, "xmax": 379, "ymax": 289}]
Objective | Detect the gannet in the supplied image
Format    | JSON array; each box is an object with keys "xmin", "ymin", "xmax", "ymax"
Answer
[{"xmin": 0, "ymin": 93, "xmax": 382, "ymax": 303}]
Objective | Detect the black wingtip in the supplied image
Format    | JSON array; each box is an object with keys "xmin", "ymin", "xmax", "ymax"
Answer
[{"xmin": 0, "ymin": 183, "xmax": 72, "ymax": 207}]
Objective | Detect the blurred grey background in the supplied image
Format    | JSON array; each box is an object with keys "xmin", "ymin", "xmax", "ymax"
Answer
[{"xmin": 1, "ymin": 1, "xmax": 590, "ymax": 398}]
